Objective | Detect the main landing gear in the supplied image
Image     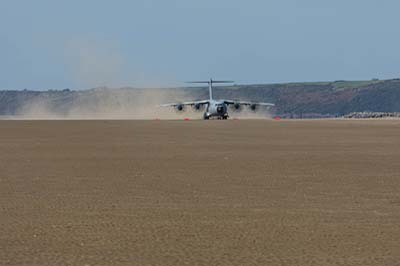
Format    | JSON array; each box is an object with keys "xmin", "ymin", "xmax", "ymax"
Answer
[{"xmin": 203, "ymin": 113, "xmax": 229, "ymax": 120}]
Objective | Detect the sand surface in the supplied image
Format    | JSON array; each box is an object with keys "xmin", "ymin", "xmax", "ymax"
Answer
[{"xmin": 1, "ymin": 120, "xmax": 400, "ymax": 266}]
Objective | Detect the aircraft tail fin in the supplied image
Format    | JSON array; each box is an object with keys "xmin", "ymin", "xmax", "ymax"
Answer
[{"xmin": 186, "ymin": 79, "xmax": 234, "ymax": 100}]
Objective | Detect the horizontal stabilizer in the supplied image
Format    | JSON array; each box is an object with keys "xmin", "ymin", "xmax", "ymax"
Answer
[{"xmin": 186, "ymin": 80, "xmax": 234, "ymax": 84}]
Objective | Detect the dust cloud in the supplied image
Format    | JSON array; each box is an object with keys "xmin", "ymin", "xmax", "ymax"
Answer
[
  {"xmin": 5, "ymin": 38, "xmax": 272, "ymax": 120},
  {"xmin": 8, "ymin": 88, "xmax": 272, "ymax": 120},
  {"xmin": 11, "ymin": 88, "xmax": 204, "ymax": 120},
  {"xmin": 9, "ymin": 37, "xmax": 202, "ymax": 119}
]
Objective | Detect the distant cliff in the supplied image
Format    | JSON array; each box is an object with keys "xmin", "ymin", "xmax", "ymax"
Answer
[{"xmin": 1, "ymin": 79, "xmax": 400, "ymax": 117}]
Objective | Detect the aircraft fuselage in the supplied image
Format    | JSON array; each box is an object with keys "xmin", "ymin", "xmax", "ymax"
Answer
[{"xmin": 204, "ymin": 100, "xmax": 228, "ymax": 120}]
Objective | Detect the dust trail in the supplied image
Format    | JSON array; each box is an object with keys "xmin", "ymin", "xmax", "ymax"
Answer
[{"xmin": 11, "ymin": 88, "xmax": 205, "ymax": 120}]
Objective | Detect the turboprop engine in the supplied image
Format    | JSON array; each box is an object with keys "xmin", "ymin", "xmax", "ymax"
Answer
[
  {"xmin": 250, "ymin": 104, "xmax": 257, "ymax": 111},
  {"xmin": 193, "ymin": 103, "xmax": 202, "ymax": 111},
  {"xmin": 175, "ymin": 104, "xmax": 185, "ymax": 112},
  {"xmin": 233, "ymin": 103, "xmax": 242, "ymax": 111}
]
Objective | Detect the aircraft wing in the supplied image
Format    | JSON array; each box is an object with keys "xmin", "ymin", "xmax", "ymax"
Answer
[
  {"xmin": 159, "ymin": 100, "xmax": 209, "ymax": 107},
  {"xmin": 223, "ymin": 100, "xmax": 275, "ymax": 107}
]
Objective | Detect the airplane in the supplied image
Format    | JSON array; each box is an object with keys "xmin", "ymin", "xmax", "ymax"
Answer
[{"xmin": 160, "ymin": 79, "xmax": 275, "ymax": 120}]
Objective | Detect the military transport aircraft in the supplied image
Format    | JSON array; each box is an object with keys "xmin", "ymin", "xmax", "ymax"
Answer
[{"xmin": 160, "ymin": 79, "xmax": 275, "ymax": 119}]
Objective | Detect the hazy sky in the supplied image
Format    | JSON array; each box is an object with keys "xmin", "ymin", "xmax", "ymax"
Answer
[{"xmin": 1, "ymin": 0, "xmax": 400, "ymax": 89}]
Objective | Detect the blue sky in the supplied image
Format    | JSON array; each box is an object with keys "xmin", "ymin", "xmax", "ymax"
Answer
[{"xmin": 1, "ymin": 0, "xmax": 400, "ymax": 89}]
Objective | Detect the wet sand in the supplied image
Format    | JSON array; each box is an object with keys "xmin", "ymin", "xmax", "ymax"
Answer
[{"xmin": 1, "ymin": 120, "xmax": 400, "ymax": 265}]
